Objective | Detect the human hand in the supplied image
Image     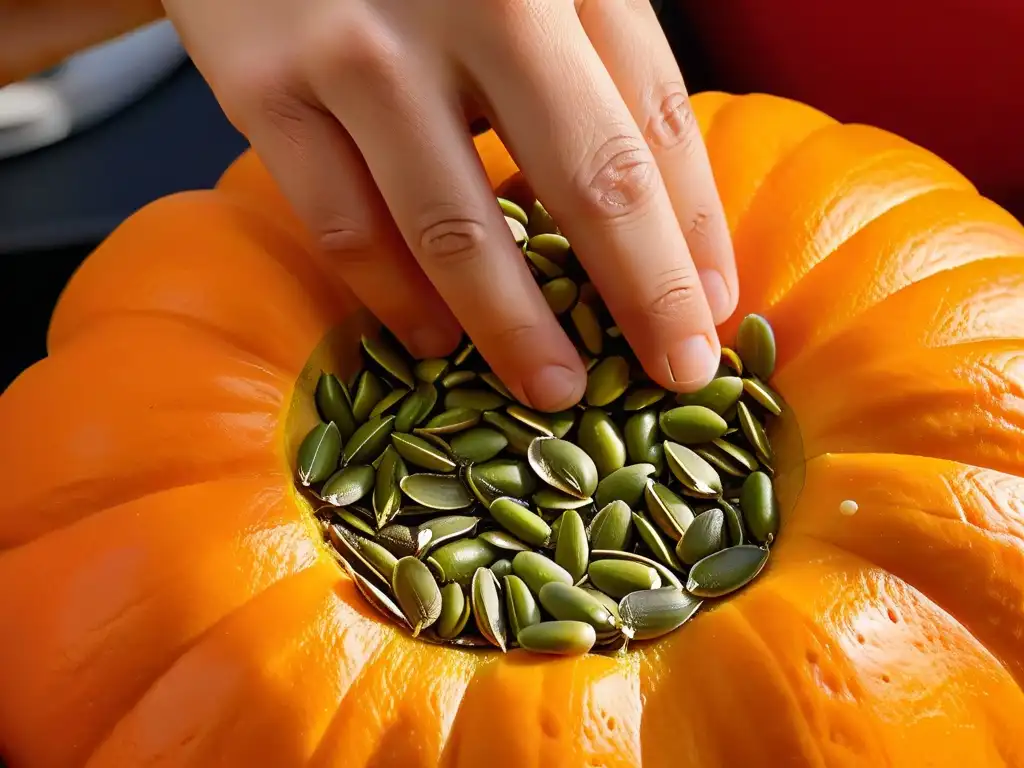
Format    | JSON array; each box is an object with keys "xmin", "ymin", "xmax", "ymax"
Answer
[{"xmin": 163, "ymin": 0, "xmax": 738, "ymax": 410}]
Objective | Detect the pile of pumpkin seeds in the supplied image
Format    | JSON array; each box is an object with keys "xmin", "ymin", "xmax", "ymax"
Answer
[{"xmin": 296, "ymin": 194, "xmax": 784, "ymax": 655}]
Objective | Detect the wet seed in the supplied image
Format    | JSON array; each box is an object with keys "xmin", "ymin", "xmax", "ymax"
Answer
[
  {"xmin": 525, "ymin": 250, "xmax": 565, "ymax": 278},
  {"xmin": 506, "ymin": 405, "xmax": 556, "ymax": 436},
  {"xmin": 418, "ymin": 515, "xmax": 481, "ymax": 552},
  {"xmin": 373, "ymin": 445, "xmax": 407, "ymax": 527},
  {"xmin": 418, "ymin": 407, "xmax": 480, "ymax": 436},
  {"xmin": 498, "ymin": 197, "xmax": 529, "ymax": 226},
  {"xmin": 527, "ymin": 233, "xmax": 570, "ymax": 262},
  {"xmin": 533, "ymin": 488, "xmax": 593, "ymax": 510},
  {"xmin": 378, "ymin": 523, "xmax": 433, "ymax": 558}
]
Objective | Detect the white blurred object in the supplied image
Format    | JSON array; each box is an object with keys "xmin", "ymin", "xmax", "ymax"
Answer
[{"xmin": 0, "ymin": 20, "xmax": 186, "ymax": 160}]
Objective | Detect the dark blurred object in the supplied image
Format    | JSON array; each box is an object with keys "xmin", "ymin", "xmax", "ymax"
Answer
[{"xmin": 672, "ymin": 0, "xmax": 1024, "ymax": 221}]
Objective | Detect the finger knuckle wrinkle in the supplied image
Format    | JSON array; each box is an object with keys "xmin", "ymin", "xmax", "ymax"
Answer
[
  {"xmin": 647, "ymin": 267, "xmax": 701, "ymax": 320},
  {"xmin": 577, "ymin": 134, "xmax": 659, "ymax": 220},
  {"xmin": 418, "ymin": 214, "xmax": 488, "ymax": 266},
  {"xmin": 644, "ymin": 87, "xmax": 699, "ymax": 154},
  {"xmin": 315, "ymin": 219, "xmax": 375, "ymax": 261}
]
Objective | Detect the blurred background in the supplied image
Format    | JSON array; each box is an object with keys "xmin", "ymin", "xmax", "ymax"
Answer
[{"xmin": 2, "ymin": 0, "xmax": 1022, "ymax": 391}]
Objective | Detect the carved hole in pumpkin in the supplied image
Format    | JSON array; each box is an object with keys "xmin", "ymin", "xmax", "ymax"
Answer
[
  {"xmin": 886, "ymin": 608, "xmax": 899, "ymax": 623},
  {"xmin": 881, "ymin": 674, "xmax": 892, "ymax": 683},
  {"xmin": 606, "ymin": 716, "xmax": 617, "ymax": 731},
  {"xmin": 541, "ymin": 710, "xmax": 560, "ymax": 738},
  {"xmin": 856, "ymin": 633, "xmax": 866, "ymax": 645}
]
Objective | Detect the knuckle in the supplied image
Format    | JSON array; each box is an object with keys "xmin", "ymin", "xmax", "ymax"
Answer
[
  {"xmin": 643, "ymin": 86, "xmax": 701, "ymax": 156},
  {"xmin": 304, "ymin": 12, "xmax": 403, "ymax": 87},
  {"xmin": 417, "ymin": 211, "xmax": 489, "ymax": 268},
  {"xmin": 576, "ymin": 133, "xmax": 661, "ymax": 221},
  {"xmin": 218, "ymin": 54, "xmax": 303, "ymax": 132},
  {"xmin": 646, "ymin": 266, "xmax": 703, "ymax": 321},
  {"xmin": 313, "ymin": 217, "xmax": 376, "ymax": 262}
]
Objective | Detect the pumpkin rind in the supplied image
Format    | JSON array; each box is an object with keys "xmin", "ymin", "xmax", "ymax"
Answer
[{"xmin": 1, "ymin": 96, "xmax": 1023, "ymax": 767}]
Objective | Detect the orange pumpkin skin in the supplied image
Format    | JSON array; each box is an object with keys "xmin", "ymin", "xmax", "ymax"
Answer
[{"xmin": 2, "ymin": 93, "xmax": 1024, "ymax": 768}]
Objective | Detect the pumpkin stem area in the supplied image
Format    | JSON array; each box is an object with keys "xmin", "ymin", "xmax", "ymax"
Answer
[{"xmin": 282, "ymin": 194, "xmax": 789, "ymax": 656}]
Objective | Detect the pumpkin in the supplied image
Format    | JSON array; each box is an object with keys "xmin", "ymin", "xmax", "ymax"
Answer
[{"xmin": 2, "ymin": 92, "xmax": 1024, "ymax": 768}]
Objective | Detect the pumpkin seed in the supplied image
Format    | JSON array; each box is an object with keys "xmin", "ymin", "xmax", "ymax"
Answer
[
  {"xmin": 336, "ymin": 508, "xmax": 377, "ymax": 537},
  {"xmin": 539, "ymin": 583, "xmax": 618, "ymax": 631},
  {"xmin": 491, "ymin": 558, "xmax": 514, "ymax": 579},
  {"xmin": 315, "ymin": 372, "xmax": 357, "ymax": 440},
  {"xmin": 472, "ymin": 567, "xmax": 508, "ymax": 651},
  {"xmin": 623, "ymin": 410, "xmax": 659, "ymax": 468},
  {"xmin": 720, "ymin": 499, "xmax": 745, "ymax": 546},
  {"xmin": 742, "ymin": 377, "xmax": 784, "ymax": 416},
  {"xmin": 321, "ymin": 465, "xmax": 375, "ymax": 507},
  {"xmin": 342, "ymin": 415, "xmax": 395, "ymax": 466},
  {"xmin": 512, "ymin": 551, "xmax": 574, "ymax": 596},
  {"xmin": 329, "ymin": 525, "xmax": 391, "ymax": 588},
  {"xmin": 297, "ymin": 421, "xmax": 342, "ymax": 486},
  {"xmin": 711, "ymin": 438, "xmax": 759, "ymax": 473},
  {"xmin": 674, "ymin": 376, "xmax": 743, "ymax": 414},
  {"xmin": 594, "ymin": 463, "xmax": 656, "ymax": 509},
  {"xmin": 504, "ymin": 574, "xmax": 542, "ymax": 637},
  {"xmin": 577, "ymin": 409, "xmax": 626, "ymax": 478},
  {"xmin": 498, "ymin": 197, "xmax": 529, "ymax": 226},
  {"xmin": 450, "ymin": 428, "xmax": 508, "ymax": 463},
  {"xmin": 554, "ymin": 509, "xmax": 588, "ymax": 583},
  {"xmin": 590, "ymin": 548, "xmax": 683, "ymax": 591},
  {"xmin": 720, "ymin": 347, "xmax": 743, "ymax": 376},
  {"xmin": 618, "ymin": 587, "xmax": 702, "ymax": 640},
  {"xmin": 441, "ymin": 370, "xmax": 476, "ymax": 388},
  {"xmin": 427, "ymin": 538, "xmax": 499, "ymax": 584},
  {"xmin": 588, "ymin": 559, "xmax": 661, "ymax": 599},
  {"xmin": 664, "ymin": 442, "xmax": 722, "ymax": 499},
  {"xmin": 479, "ymin": 372, "xmax": 514, "ymax": 400},
  {"xmin": 378, "ymin": 523, "xmax": 433, "ymax": 558},
  {"xmin": 571, "ymin": 302, "xmax": 604, "ymax": 356},
  {"xmin": 417, "ymin": 407, "xmax": 481, "ymax": 436},
  {"xmin": 525, "ymin": 249, "xmax": 565, "ymax": 279},
  {"xmin": 528, "ymin": 233, "xmax": 570, "ymax": 262},
  {"xmin": 392, "ymin": 432, "xmax": 456, "ymax": 473},
  {"xmin": 470, "ymin": 459, "xmax": 538, "ymax": 498},
  {"xmin": 506, "ymin": 405, "xmax": 556, "ymax": 436},
  {"xmin": 686, "ymin": 545, "xmax": 770, "ymax": 598},
  {"xmin": 337, "ymin": 555, "xmax": 410, "ymax": 628},
  {"xmin": 368, "ymin": 387, "xmax": 410, "ymax": 420},
  {"xmin": 373, "ymin": 445, "xmax": 407, "ymax": 527},
  {"xmin": 392, "ymin": 556, "xmax": 442, "ymax": 636},
  {"xmin": 518, "ymin": 621, "xmax": 596, "ymax": 655},
  {"xmin": 580, "ymin": 586, "xmax": 622, "ymax": 624},
  {"xmin": 506, "ymin": 216, "xmax": 529, "ymax": 246},
  {"xmin": 362, "ymin": 334, "xmax": 415, "ymax": 388},
  {"xmin": 542, "ymin": 277, "xmax": 579, "ymax": 315},
  {"xmin": 677, "ymin": 508, "xmax": 728, "ymax": 565},
  {"xmin": 659, "ymin": 406, "xmax": 729, "ymax": 444},
  {"xmin": 693, "ymin": 445, "xmax": 747, "ymax": 478},
  {"xmin": 739, "ymin": 471, "xmax": 780, "ymax": 544},
  {"xmin": 400, "ymin": 473, "xmax": 473, "ymax": 510},
  {"xmin": 436, "ymin": 583, "xmax": 471, "ymax": 639},
  {"xmin": 481, "ymin": 411, "xmax": 536, "ymax": 454},
  {"xmin": 444, "ymin": 388, "xmax": 508, "ymax": 412},
  {"xmin": 528, "ymin": 436, "xmax": 599, "ymax": 499},
  {"xmin": 453, "ymin": 341, "xmax": 475, "ymax": 367},
  {"xmin": 736, "ymin": 314, "xmax": 776, "ymax": 380},
  {"xmin": 392, "ymin": 382, "xmax": 436, "ymax": 432},
  {"xmin": 548, "ymin": 411, "xmax": 577, "ymax": 439},
  {"xmin": 418, "ymin": 515, "xmax": 480, "ymax": 553},
  {"xmin": 526, "ymin": 202, "xmax": 559, "ymax": 239},
  {"xmin": 351, "ymin": 370, "xmax": 387, "ymax": 422},
  {"xmin": 624, "ymin": 387, "xmax": 667, "ymax": 412},
  {"xmin": 643, "ymin": 480, "xmax": 695, "ymax": 541},
  {"xmin": 587, "ymin": 501, "xmax": 633, "ymax": 551},
  {"xmin": 489, "ymin": 497, "xmax": 552, "ymax": 547},
  {"xmin": 415, "ymin": 358, "xmax": 449, "ymax": 384},
  {"xmin": 532, "ymin": 488, "xmax": 593, "ymax": 510},
  {"xmin": 585, "ymin": 356, "xmax": 630, "ymax": 406},
  {"xmin": 737, "ymin": 401, "xmax": 772, "ymax": 463},
  {"xmin": 631, "ymin": 512, "xmax": 683, "ymax": 571}
]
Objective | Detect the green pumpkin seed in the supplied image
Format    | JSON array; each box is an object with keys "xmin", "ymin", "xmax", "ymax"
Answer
[
  {"xmin": 618, "ymin": 587, "xmax": 702, "ymax": 640},
  {"xmin": 504, "ymin": 574, "xmax": 542, "ymax": 637},
  {"xmin": 335, "ymin": 508, "xmax": 377, "ymax": 537},
  {"xmin": 580, "ymin": 586, "xmax": 622, "ymax": 624},
  {"xmin": 378, "ymin": 523, "xmax": 433, "ymax": 558},
  {"xmin": 736, "ymin": 314, "xmax": 776, "ymax": 380},
  {"xmin": 400, "ymin": 473, "xmax": 473, "ymax": 510},
  {"xmin": 362, "ymin": 334, "xmax": 415, "ymax": 388},
  {"xmin": 720, "ymin": 347, "xmax": 743, "ymax": 376},
  {"xmin": 368, "ymin": 387, "xmax": 410, "ymax": 420},
  {"xmin": 491, "ymin": 558, "xmax": 515, "ymax": 580},
  {"xmin": 664, "ymin": 442, "xmax": 722, "ymax": 499},
  {"xmin": 472, "ymin": 567, "xmax": 508, "ymax": 651},
  {"xmin": 587, "ymin": 559, "xmax": 661, "ymax": 599},
  {"xmin": 590, "ymin": 549, "xmax": 683, "ymax": 591},
  {"xmin": 427, "ymin": 538, "xmax": 499, "ymax": 584},
  {"xmin": 329, "ymin": 525, "xmax": 391, "ymax": 589},
  {"xmin": 441, "ymin": 370, "xmax": 476, "ymax": 389},
  {"xmin": 506, "ymin": 405, "xmax": 556, "ymax": 437},
  {"xmin": 631, "ymin": 512, "xmax": 683, "ymax": 571},
  {"xmin": 489, "ymin": 497, "xmax": 552, "ymax": 547},
  {"xmin": 394, "ymin": 382, "xmax": 438, "ymax": 432},
  {"xmin": 528, "ymin": 436, "xmax": 599, "ymax": 499},
  {"xmin": 624, "ymin": 410, "xmax": 659, "ymax": 467},
  {"xmin": 532, "ymin": 488, "xmax": 593, "ymax": 510},
  {"xmin": 481, "ymin": 411, "xmax": 536, "ymax": 454},
  {"xmin": 444, "ymin": 388, "xmax": 507, "ymax": 413},
  {"xmin": 693, "ymin": 445, "xmax": 747, "ymax": 478},
  {"xmin": 539, "ymin": 583, "xmax": 617, "ymax": 631},
  {"xmin": 418, "ymin": 407, "xmax": 481, "ymax": 435},
  {"xmin": 415, "ymin": 358, "xmax": 449, "ymax": 384},
  {"xmin": 585, "ymin": 356, "xmax": 630, "ymax": 407},
  {"xmin": 435, "ymin": 582, "xmax": 471, "ymax": 639},
  {"xmin": 742, "ymin": 377, "xmax": 784, "ymax": 416},
  {"xmin": 391, "ymin": 432, "xmax": 456, "ymax": 473},
  {"xmin": 659, "ymin": 406, "xmax": 729, "ymax": 444},
  {"xmin": 526, "ymin": 202, "xmax": 559, "ymax": 239},
  {"xmin": 315, "ymin": 373, "xmax": 356, "ymax": 440},
  {"xmin": 349, "ymin": 535, "xmax": 398, "ymax": 584},
  {"xmin": 337, "ymin": 555, "xmax": 410, "ymax": 628},
  {"xmin": 342, "ymin": 415, "xmax": 395, "ymax": 466},
  {"xmin": 480, "ymin": 529, "xmax": 533, "ymax": 552},
  {"xmin": 453, "ymin": 341, "xmax": 475, "ymax": 367},
  {"xmin": 527, "ymin": 233, "xmax": 570, "ymax": 262},
  {"xmin": 518, "ymin": 621, "xmax": 596, "ymax": 655},
  {"xmin": 711, "ymin": 438, "xmax": 759, "ymax": 473},
  {"xmin": 577, "ymin": 409, "xmax": 627, "ymax": 478},
  {"xmin": 739, "ymin": 471, "xmax": 779, "ymax": 544},
  {"xmin": 542, "ymin": 278, "xmax": 579, "ymax": 315},
  {"xmin": 643, "ymin": 480, "xmax": 695, "ymax": 541},
  {"xmin": 321, "ymin": 465, "xmax": 375, "ymax": 507},
  {"xmin": 418, "ymin": 515, "xmax": 480, "ymax": 553},
  {"xmin": 594, "ymin": 463, "xmax": 656, "ymax": 509},
  {"xmin": 554, "ymin": 509, "xmax": 588, "ymax": 583},
  {"xmin": 450, "ymin": 428, "xmax": 508, "ymax": 463},
  {"xmin": 623, "ymin": 387, "xmax": 668, "ymax": 412},
  {"xmin": 512, "ymin": 551, "xmax": 574, "ymax": 596},
  {"xmin": 470, "ymin": 459, "xmax": 538, "ymax": 498},
  {"xmin": 686, "ymin": 545, "xmax": 770, "ymax": 597},
  {"xmin": 392, "ymin": 556, "xmax": 442, "ymax": 636},
  {"xmin": 351, "ymin": 370, "xmax": 387, "ymax": 422},
  {"xmin": 506, "ymin": 216, "xmax": 529, "ymax": 246},
  {"xmin": 525, "ymin": 249, "xmax": 565, "ymax": 279},
  {"xmin": 676, "ymin": 508, "xmax": 727, "ymax": 565},
  {"xmin": 297, "ymin": 421, "xmax": 342, "ymax": 486},
  {"xmin": 479, "ymin": 372, "xmax": 514, "ymax": 400},
  {"xmin": 674, "ymin": 376, "xmax": 743, "ymax": 414},
  {"xmin": 720, "ymin": 499, "xmax": 745, "ymax": 546},
  {"xmin": 373, "ymin": 445, "xmax": 407, "ymax": 527},
  {"xmin": 737, "ymin": 401, "xmax": 772, "ymax": 463},
  {"xmin": 548, "ymin": 411, "xmax": 577, "ymax": 439},
  {"xmin": 587, "ymin": 501, "xmax": 633, "ymax": 551},
  {"xmin": 498, "ymin": 197, "xmax": 529, "ymax": 226},
  {"xmin": 571, "ymin": 302, "xmax": 604, "ymax": 355}
]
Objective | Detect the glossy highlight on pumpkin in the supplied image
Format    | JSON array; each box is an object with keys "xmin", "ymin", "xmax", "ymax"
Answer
[{"xmin": 2, "ymin": 93, "xmax": 1024, "ymax": 767}]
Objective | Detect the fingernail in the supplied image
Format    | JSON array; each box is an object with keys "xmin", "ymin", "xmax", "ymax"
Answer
[
  {"xmin": 523, "ymin": 364, "xmax": 583, "ymax": 412},
  {"xmin": 409, "ymin": 326, "xmax": 458, "ymax": 359},
  {"xmin": 698, "ymin": 268, "xmax": 734, "ymax": 325},
  {"xmin": 666, "ymin": 334, "xmax": 719, "ymax": 391}
]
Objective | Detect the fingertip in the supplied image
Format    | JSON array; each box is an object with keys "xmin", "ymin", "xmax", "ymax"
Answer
[
  {"xmin": 661, "ymin": 332, "xmax": 720, "ymax": 393},
  {"xmin": 699, "ymin": 267, "xmax": 737, "ymax": 326},
  {"xmin": 522, "ymin": 363, "xmax": 586, "ymax": 412},
  {"xmin": 405, "ymin": 322, "xmax": 463, "ymax": 359}
]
